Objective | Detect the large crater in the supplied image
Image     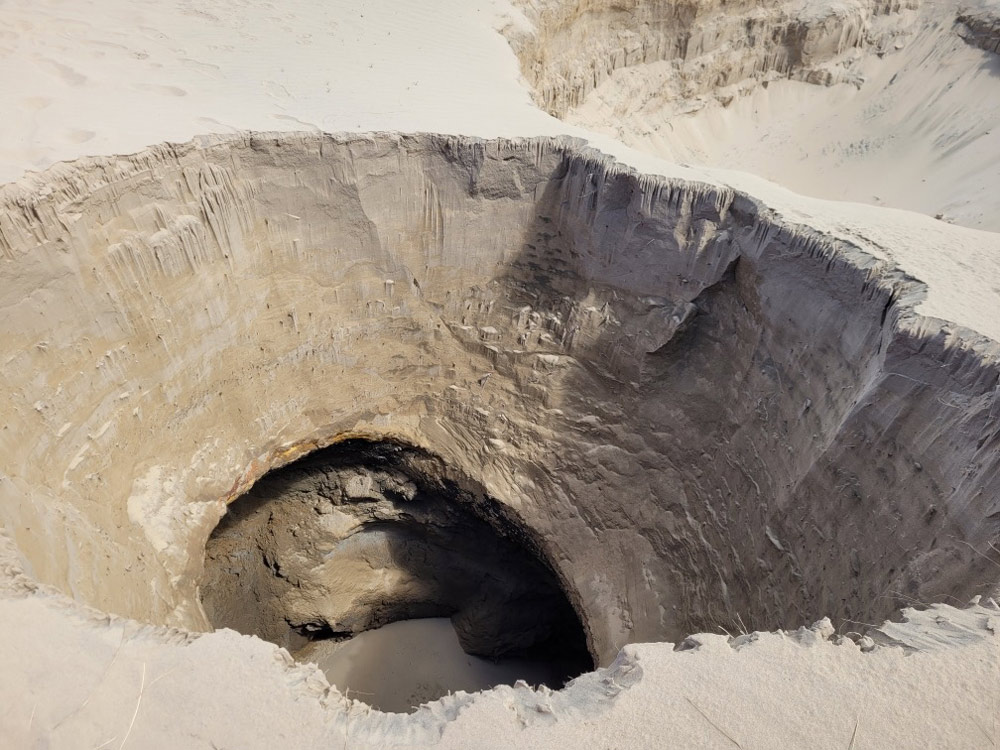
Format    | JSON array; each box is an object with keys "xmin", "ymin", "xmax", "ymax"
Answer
[
  {"xmin": 1, "ymin": 132, "xmax": 998, "ymax": 680},
  {"xmin": 504, "ymin": 0, "xmax": 1000, "ymax": 229}
]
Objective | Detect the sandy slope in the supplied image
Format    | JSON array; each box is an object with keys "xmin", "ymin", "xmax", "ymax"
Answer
[{"xmin": 0, "ymin": 0, "xmax": 553, "ymax": 180}]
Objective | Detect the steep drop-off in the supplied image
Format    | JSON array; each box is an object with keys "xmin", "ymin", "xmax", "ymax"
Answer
[
  {"xmin": 202, "ymin": 438, "xmax": 591, "ymax": 668},
  {"xmin": 0, "ymin": 133, "xmax": 998, "ymax": 667}
]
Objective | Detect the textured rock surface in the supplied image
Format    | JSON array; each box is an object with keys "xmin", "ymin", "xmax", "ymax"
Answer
[
  {"xmin": 1, "ymin": 132, "xmax": 998, "ymax": 671},
  {"xmin": 958, "ymin": 2, "xmax": 1000, "ymax": 53},
  {"xmin": 506, "ymin": 0, "xmax": 916, "ymax": 118},
  {"xmin": 2, "ymin": 0, "xmax": 1000, "ymax": 742}
]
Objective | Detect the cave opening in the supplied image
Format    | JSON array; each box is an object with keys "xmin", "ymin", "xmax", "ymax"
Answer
[{"xmin": 200, "ymin": 438, "xmax": 593, "ymax": 712}]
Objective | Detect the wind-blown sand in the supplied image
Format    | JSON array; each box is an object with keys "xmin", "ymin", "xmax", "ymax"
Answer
[{"xmin": 0, "ymin": 0, "xmax": 549, "ymax": 180}]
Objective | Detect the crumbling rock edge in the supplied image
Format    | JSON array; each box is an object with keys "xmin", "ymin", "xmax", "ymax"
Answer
[
  {"xmin": 957, "ymin": 1, "xmax": 1000, "ymax": 53},
  {"xmin": 0, "ymin": 128, "xmax": 942, "ymax": 327},
  {"xmin": 6, "ymin": 129, "xmax": 999, "ymax": 369}
]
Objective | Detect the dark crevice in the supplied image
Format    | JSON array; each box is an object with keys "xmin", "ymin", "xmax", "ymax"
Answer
[{"xmin": 201, "ymin": 438, "xmax": 594, "ymax": 707}]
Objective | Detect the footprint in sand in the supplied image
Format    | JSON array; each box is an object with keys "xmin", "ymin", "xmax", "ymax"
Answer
[
  {"xmin": 180, "ymin": 58, "xmax": 223, "ymax": 79},
  {"xmin": 180, "ymin": 7, "xmax": 221, "ymax": 23},
  {"xmin": 87, "ymin": 39, "xmax": 129, "ymax": 52},
  {"xmin": 263, "ymin": 80, "xmax": 292, "ymax": 99},
  {"xmin": 138, "ymin": 26, "xmax": 169, "ymax": 41},
  {"xmin": 137, "ymin": 84, "xmax": 188, "ymax": 97},
  {"xmin": 84, "ymin": 39, "xmax": 148, "ymax": 61},
  {"xmin": 35, "ymin": 57, "xmax": 87, "ymax": 86},
  {"xmin": 66, "ymin": 129, "xmax": 96, "ymax": 144},
  {"xmin": 21, "ymin": 97, "xmax": 52, "ymax": 111},
  {"xmin": 197, "ymin": 116, "xmax": 242, "ymax": 133},
  {"xmin": 272, "ymin": 114, "xmax": 321, "ymax": 132}
]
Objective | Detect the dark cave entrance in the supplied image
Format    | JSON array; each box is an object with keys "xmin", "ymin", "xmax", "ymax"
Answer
[{"xmin": 200, "ymin": 438, "xmax": 593, "ymax": 712}]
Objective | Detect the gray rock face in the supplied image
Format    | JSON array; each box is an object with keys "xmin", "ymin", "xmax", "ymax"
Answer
[
  {"xmin": 958, "ymin": 5, "xmax": 1000, "ymax": 53},
  {"xmin": 0, "ymin": 132, "xmax": 998, "ymax": 669}
]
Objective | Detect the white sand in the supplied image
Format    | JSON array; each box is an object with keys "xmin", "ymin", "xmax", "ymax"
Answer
[
  {"xmin": 0, "ymin": 0, "xmax": 554, "ymax": 180},
  {"xmin": 1, "ymin": 1, "xmax": 1000, "ymax": 748},
  {"xmin": 1, "ymin": 584, "xmax": 996, "ymax": 749}
]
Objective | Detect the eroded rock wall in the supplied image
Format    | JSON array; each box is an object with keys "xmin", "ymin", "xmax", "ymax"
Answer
[
  {"xmin": 506, "ymin": 0, "xmax": 917, "ymax": 117},
  {"xmin": 1, "ymin": 133, "xmax": 997, "ymax": 664}
]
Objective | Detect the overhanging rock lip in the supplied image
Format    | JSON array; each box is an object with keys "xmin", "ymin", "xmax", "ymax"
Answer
[
  {"xmin": 1, "ymin": 129, "xmax": 980, "ymax": 339},
  {"xmin": 4, "ymin": 128, "xmax": 999, "ymax": 341}
]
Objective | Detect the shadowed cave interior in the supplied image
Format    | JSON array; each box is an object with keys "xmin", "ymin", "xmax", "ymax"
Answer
[{"xmin": 200, "ymin": 439, "xmax": 594, "ymax": 710}]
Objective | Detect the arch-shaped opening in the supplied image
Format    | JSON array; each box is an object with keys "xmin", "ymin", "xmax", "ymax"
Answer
[{"xmin": 200, "ymin": 438, "xmax": 594, "ymax": 711}]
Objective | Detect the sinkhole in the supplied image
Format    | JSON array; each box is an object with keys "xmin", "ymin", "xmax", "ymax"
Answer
[
  {"xmin": 1, "ymin": 132, "xmax": 999, "ymax": 719},
  {"xmin": 200, "ymin": 439, "xmax": 594, "ymax": 711}
]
